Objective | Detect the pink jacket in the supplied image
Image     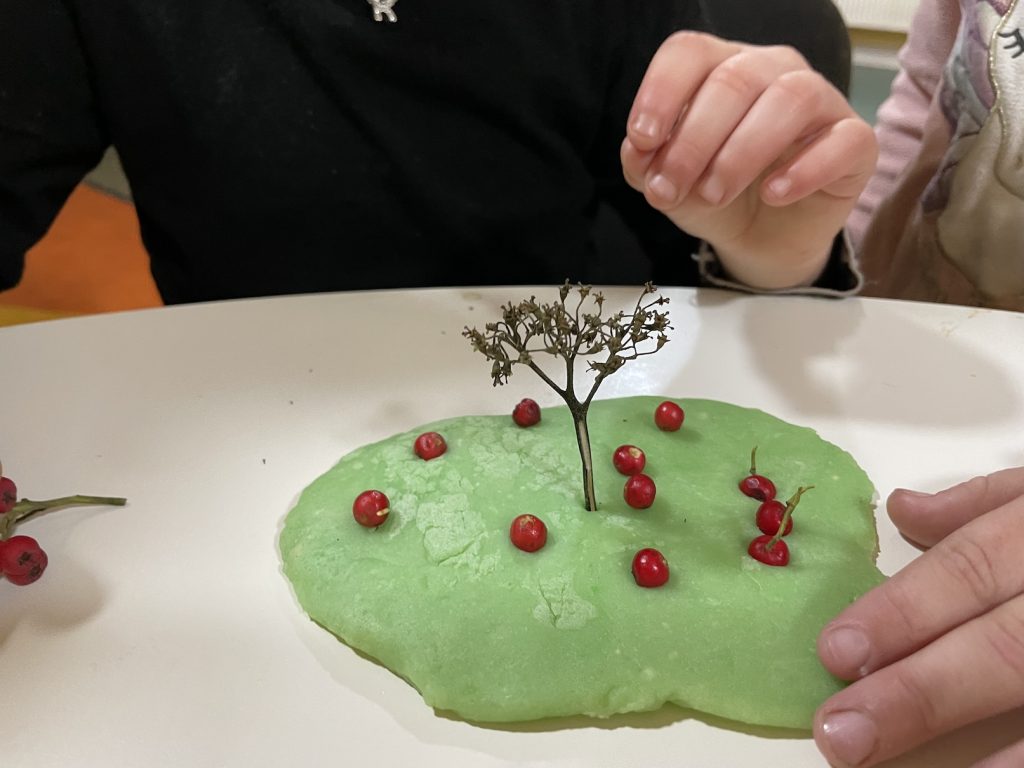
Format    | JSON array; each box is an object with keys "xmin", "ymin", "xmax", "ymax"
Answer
[{"xmin": 853, "ymin": 0, "xmax": 1024, "ymax": 310}]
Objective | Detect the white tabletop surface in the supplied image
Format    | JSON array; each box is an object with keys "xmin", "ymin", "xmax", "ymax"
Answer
[{"xmin": 2, "ymin": 286, "xmax": 1023, "ymax": 767}]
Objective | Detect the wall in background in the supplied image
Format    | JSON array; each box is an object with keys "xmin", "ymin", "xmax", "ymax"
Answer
[
  {"xmin": 833, "ymin": 0, "xmax": 919, "ymax": 32},
  {"xmin": 850, "ymin": 64, "xmax": 898, "ymax": 123},
  {"xmin": 86, "ymin": 147, "xmax": 132, "ymax": 201}
]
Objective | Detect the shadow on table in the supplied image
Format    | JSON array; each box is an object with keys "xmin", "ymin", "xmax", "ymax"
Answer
[
  {"xmin": 693, "ymin": 291, "xmax": 1021, "ymax": 429},
  {"xmin": 469, "ymin": 704, "xmax": 1024, "ymax": 768},
  {"xmin": 290, "ymin": 605, "xmax": 1024, "ymax": 767},
  {"xmin": 0, "ymin": 541, "xmax": 105, "ymax": 649}
]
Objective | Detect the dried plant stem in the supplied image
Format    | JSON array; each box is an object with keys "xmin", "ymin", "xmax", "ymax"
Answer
[
  {"xmin": 1, "ymin": 495, "xmax": 127, "ymax": 540},
  {"xmin": 464, "ymin": 282, "xmax": 671, "ymax": 512}
]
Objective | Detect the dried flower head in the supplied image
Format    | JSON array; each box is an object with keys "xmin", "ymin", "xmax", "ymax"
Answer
[{"xmin": 463, "ymin": 282, "xmax": 671, "ymax": 511}]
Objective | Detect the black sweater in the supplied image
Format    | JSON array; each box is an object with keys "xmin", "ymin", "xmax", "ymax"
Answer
[{"xmin": 0, "ymin": 0, "xmax": 849, "ymax": 304}]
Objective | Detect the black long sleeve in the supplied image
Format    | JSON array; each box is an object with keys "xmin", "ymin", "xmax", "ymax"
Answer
[
  {"xmin": 0, "ymin": 0, "xmax": 849, "ymax": 304},
  {"xmin": 0, "ymin": 0, "xmax": 107, "ymax": 289}
]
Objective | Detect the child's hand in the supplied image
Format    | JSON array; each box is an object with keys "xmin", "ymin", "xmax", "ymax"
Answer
[
  {"xmin": 622, "ymin": 32, "xmax": 877, "ymax": 290},
  {"xmin": 814, "ymin": 468, "xmax": 1024, "ymax": 766}
]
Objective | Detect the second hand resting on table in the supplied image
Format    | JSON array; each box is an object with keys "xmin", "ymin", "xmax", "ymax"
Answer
[{"xmin": 815, "ymin": 470, "xmax": 1024, "ymax": 767}]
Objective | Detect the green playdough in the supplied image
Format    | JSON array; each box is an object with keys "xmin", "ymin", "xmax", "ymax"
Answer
[{"xmin": 279, "ymin": 396, "xmax": 885, "ymax": 729}]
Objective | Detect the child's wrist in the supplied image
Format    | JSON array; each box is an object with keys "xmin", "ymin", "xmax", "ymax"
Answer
[{"xmin": 708, "ymin": 237, "xmax": 835, "ymax": 291}]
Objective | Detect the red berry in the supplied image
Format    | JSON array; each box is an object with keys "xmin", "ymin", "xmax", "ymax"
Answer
[
  {"xmin": 612, "ymin": 445, "xmax": 646, "ymax": 476},
  {"xmin": 352, "ymin": 490, "xmax": 390, "ymax": 527},
  {"xmin": 0, "ymin": 476, "xmax": 16, "ymax": 514},
  {"xmin": 755, "ymin": 499, "xmax": 793, "ymax": 536},
  {"xmin": 739, "ymin": 474, "xmax": 776, "ymax": 502},
  {"xmin": 512, "ymin": 398, "xmax": 541, "ymax": 427},
  {"xmin": 748, "ymin": 534, "xmax": 790, "ymax": 566},
  {"xmin": 0, "ymin": 535, "xmax": 48, "ymax": 585},
  {"xmin": 654, "ymin": 401, "xmax": 684, "ymax": 431},
  {"xmin": 739, "ymin": 446, "xmax": 776, "ymax": 501},
  {"xmin": 631, "ymin": 548, "xmax": 670, "ymax": 587},
  {"xmin": 623, "ymin": 473, "xmax": 656, "ymax": 509},
  {"xmin": 413, "ymin": 431, "xmax": 447, "ymax": 461},
  {"xmin": 5, "ymin": 551, "xmax": 49, "ymax": 586},
  {"xmin": 509, "ymin": 514, "xmax": 547, "ymax": 552}
]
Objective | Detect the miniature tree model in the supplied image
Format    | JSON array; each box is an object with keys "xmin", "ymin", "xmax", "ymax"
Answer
[{"xmin": 463, "ymin": 282, "xmax": 671, "ymax": 511}]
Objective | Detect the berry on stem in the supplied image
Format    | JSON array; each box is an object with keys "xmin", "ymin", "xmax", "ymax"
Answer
[
  {"xmin": 738, "ymin": 446, "xmax": 776, "ymax": 501},
  {"xmin": 413, "ymin": 431, "xmax": 447, "ymax": 461},
  {"xmin": 0, "ymin": 469, "xmax": 127, "ymax": 586},
  {"xmin": 353, "ymin": 490, "xmax": 390, "ymax": 527},
  {"xmin": 632, "ymin": 548, "xmax": 670, "ymax": 587},
  {"xmin": 747, "ymin": 535, "xmax": 789, "ymax": 566},
  {"xmin": 623, "ymin": 474, "xmax": 656, "ymax": 509},
  {"xmin": 654, "ymin": 401, "xmax": 684, "ymax": 432},
  {"xmin": 747, "ymin": 486, "xmax": 813, "ymax": 566},
  {"xmin": 0, "ymin": 476, "xmax": 16, "ymax": 514},
  {"xmin": 0, "ymin": 493, "xmax": 128, "ymax": 542},
  {"xmin": 755, "ymin": 499, "xmax": 793, "ymax": 536},
  {"xmin": 509, "ymin": 514, "xmax": 547, "ymax": 552},
  {"xmin": 612, "ymin": 445, "xmax": 646, "ymax": 476},
  {"xmin": 512, "ymin": 398, "xmax": 541, "ymax": 428},
  {"xmin": 0, "ymin": 535, "xmax": 48, "ymax": 585}
]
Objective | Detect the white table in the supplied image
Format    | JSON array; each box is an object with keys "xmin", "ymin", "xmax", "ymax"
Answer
[{"xmin": 2, "ymin": 287, "xmax": 1022, "ymax": 767}]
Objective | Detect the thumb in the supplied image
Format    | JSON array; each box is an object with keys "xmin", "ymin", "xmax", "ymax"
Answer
[{"xmin": 888, "ymin": 466, "xmax": 1024, "ymax": 548}]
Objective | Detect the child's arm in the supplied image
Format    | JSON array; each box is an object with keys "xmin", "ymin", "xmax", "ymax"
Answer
[
  {"xmin": 847, "ymin": 0, "xmax": 961, "ymax": 247},
  {"xmin": 622, "ymin": 32, "xmax": 877, "ymax": 292}
]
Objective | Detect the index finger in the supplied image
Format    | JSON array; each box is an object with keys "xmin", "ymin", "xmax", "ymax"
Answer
[
  {"xmin": 627, "ymin": 31, "xmax": 744, "ymax": 151},
  {"xmin": 888, "ymin": 467, "xmax": 1024, "ymax": 548},
  {"xmin": 818, "ymin": 493, "xmax": 1024, "ymax": 681}
]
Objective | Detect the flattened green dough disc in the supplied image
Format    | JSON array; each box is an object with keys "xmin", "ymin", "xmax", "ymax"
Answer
[{"xmin": 280, "ymin": 397, "xmax": 884, "ymax": 728}]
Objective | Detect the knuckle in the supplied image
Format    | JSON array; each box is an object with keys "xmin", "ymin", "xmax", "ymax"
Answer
[
  {"xmin": 843, "ymin": 117, "xmax": 879, "ymax": 157},
  {"xmin": 877, "ymin": 577, "xmax": 933, "ymax": 638},
  {"xmin": 706, "ymin": 60, "xmax": 761, "ymax": 102},
  {"xmin": 665, "ymin": 29, "xmax": 710, "ymax": 54},
  {"xmin": 892, "ymin": 666, "xmax": 946, "ymax": 737},
  {"xmin": 661, "ymin": 137, "xmax": 711, "ymax": 181},
  {"xmin": 960, "ymin": 474, "xmax": 994, "ymax": 504},
  {"xmin": 937, "ymin": 532, "xmax": 1001, "ymax": 606},
  {"xmin": 706, "ymin": 149, "xmax": 744, "ymax": 185},
  {"xmin": 766, "ymin": 44, "xmax": 810, "ymax": 69},
  {"xmin": 773, "ymin": 69, "xmax": 827, "ymax": 110},
  {"xmin": 983, "ymin": 605, "xmax": 1024, "ymax": 680}
]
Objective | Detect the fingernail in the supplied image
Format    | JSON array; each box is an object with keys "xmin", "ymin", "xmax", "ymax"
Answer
[
  {"xmin": 767, "ymin": 175, "xmax": 792, "ymax": 198},
  {"xmin": 823, "ymin": 625, "xmax": 871, "ymax": 676},
  {"xmin": 632, "ymin": 113, "xmax": 658, "ymax": 139},
  {"xmin": 894, "ymin": 488, "xmax": 933, "ymax": 498},
  {"xmin": 821, "ymin": 710, "xmax": 877, "ymax": 767},
  {"xmin": 646, "ymin": 174, "xmax": 678, "ymax": 203},
  {"xmin": 700, "ymin": 175, "xmax": 725, "ymax": 205}
]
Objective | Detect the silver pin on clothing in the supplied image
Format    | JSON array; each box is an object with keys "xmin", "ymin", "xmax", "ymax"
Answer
[{"xmin": 367, "ymin": 0, "xmax": 397, "ymax": 22}]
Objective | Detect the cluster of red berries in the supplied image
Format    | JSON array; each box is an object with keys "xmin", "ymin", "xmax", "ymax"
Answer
[
  {"xmin": 351, "ymin": 398, "xmax": 688, "ymax": 590},
  {"xmin": 0, "ymin": 473, "xmax": 48, "ymax": 585},
  {"xmin": 612, "ymin": 447, "xmax": 662, "ymax": 585},
  {"xmin": 615, "ymin": 399, "xmax": 683, "ymax": 512},
  {"xmin": 738, "ymin": 448, "xmax": 812, "ymax": 566},
  {"xmin": 0, "ymin": 465, "xmax": 128, "ymax": 587}
]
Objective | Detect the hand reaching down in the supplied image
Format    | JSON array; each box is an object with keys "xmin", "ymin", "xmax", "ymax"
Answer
[{"xmin": 622, "ymin": 32, "xmax": 877, "ymax": 290}]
